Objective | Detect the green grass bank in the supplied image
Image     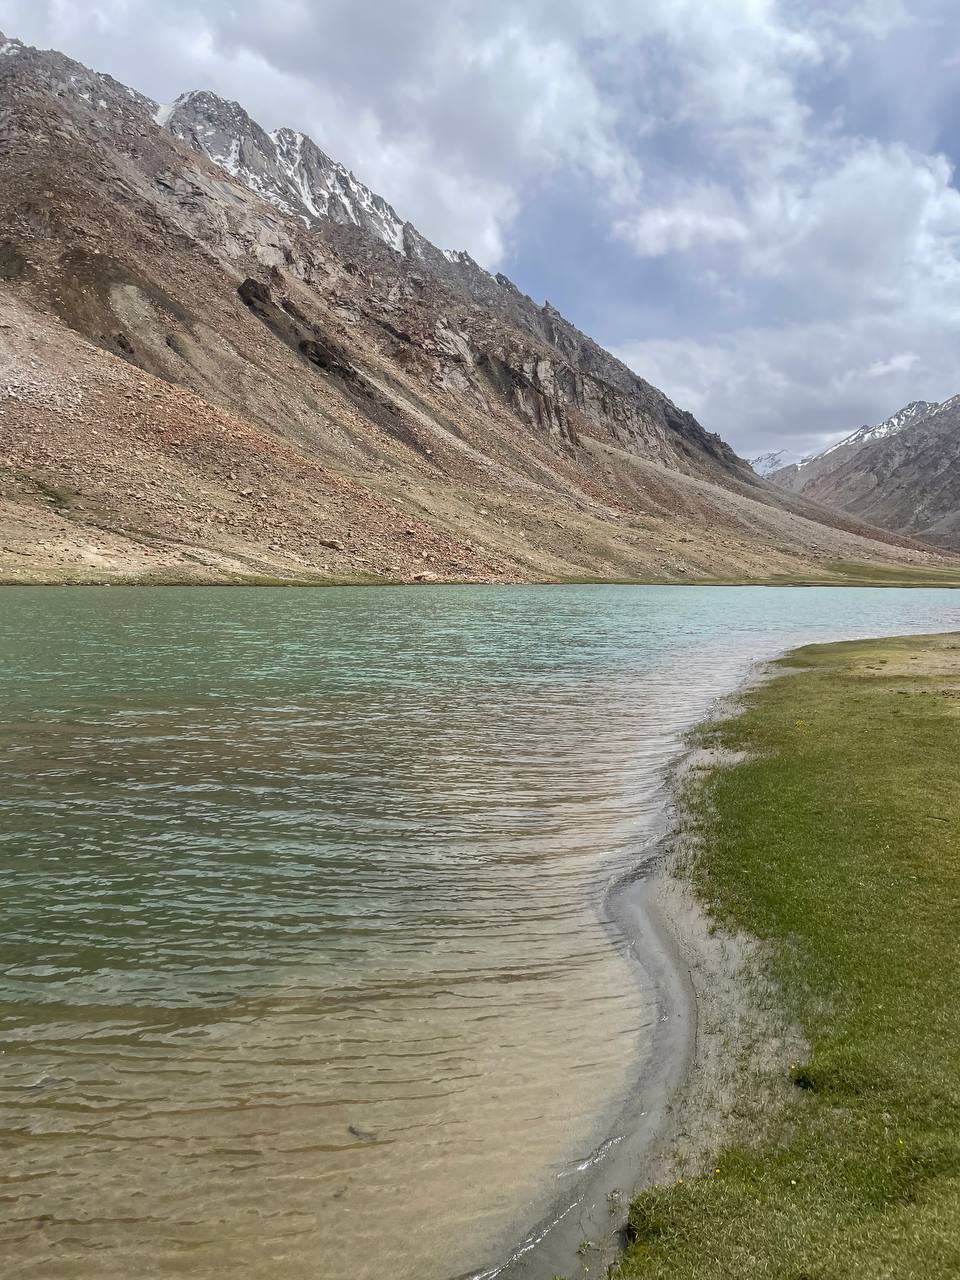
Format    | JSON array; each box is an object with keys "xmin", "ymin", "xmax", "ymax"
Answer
[{"xmin": 617, "ymin": 631, "xmax": 960, "ymax": 1279}]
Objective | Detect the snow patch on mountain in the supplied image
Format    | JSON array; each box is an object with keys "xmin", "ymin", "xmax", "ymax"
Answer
[
  {"xmin": 923, "ymin": 393, "xmax": 960, "ymax": 421},
  {"xmin": 156, "ymin": 90, "xmax": 409, "ymax": 255},
  {"xmin": 268, "ymin": 125, "xmax": 407, "ymax": 251},
  {"xmin": 750, "ymin": 449, "xmax": 800, "ymax": 476}
]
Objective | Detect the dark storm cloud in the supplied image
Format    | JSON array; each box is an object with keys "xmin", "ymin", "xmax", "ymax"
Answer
[{"xmin": 5, "ymin": 0, "xmax": 960, "ymax": 456}]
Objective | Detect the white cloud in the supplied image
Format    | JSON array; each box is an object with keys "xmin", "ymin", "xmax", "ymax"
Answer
[
  {"xmin": 600, "ymin": 2, "xmax": 960, "ymax": 452},
  {"xmin": 741, "ymin": 143, "xmax": 960, "ymax": 312},
  {"xmin": 614, "ymin": 199, "xmax": 748, "ymax": 256},
  {"xmin": 865, "ymin": 352, "xmax": 920, "ymax": 378}
]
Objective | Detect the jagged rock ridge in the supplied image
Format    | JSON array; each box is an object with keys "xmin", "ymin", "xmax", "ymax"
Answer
[
  {"xmin": 162, "ymin": 91, "xmax": 409, "ymax": 251},
  {"xmin": 157, "ymin": 76, "xmax": 744, "ymax": 475}
]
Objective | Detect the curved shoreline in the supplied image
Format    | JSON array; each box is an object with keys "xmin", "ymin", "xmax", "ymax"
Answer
[
  {"xmin": 465, "ymin": 621, "xmax": 958, "ymax": 1280},
  {"xmin": 452, "ymin": 775, "xmax": 697, "ymax": 1279},
  {"xmin": 588, "ymin": 628, "xmax": 960, "ymax": 1278},
  {"xmin": 462, "ymin": 830, "xmax": 704, "ymax": 1280},
  {"xmin": 465, "ymin": 667, "xmax": 790, "ymax": 1280}
]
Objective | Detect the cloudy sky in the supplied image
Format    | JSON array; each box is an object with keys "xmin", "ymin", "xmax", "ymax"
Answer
[{"xmin": 5, "ymin": 0, "xmax": 960, "ymax": 458}]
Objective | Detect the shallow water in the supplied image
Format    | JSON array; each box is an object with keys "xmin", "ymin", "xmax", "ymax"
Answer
[{"xmin": 2, "ymin": 585, "xmax": 959, "ymax": 1280}]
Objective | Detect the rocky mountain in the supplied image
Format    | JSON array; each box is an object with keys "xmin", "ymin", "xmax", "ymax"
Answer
[
  {"xmin": 833, "ymin": 400, "xmax": 940, "ymax": 450},
  {"xmin": 750, "ymin": 449, "xmax": 800, "ymax": 477},
  {"xmin": 766, "ymin": 398, "xmax": 960, "ymax": 549},
  {"xmin": 769, "ymin": 401, "xmax": 938, "ymax": 492},
  {"xmin": 0, "ymin": 31, "xmax": 946, "ymax": 584},
  {"xmin": 161, "ymin": 91, "xmax": 410, "ymax": 252}
]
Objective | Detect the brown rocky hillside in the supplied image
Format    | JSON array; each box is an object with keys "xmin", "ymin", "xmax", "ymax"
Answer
[{"xmin": 0, "ymin": 32, "xmax": 949, "ymax": 584}]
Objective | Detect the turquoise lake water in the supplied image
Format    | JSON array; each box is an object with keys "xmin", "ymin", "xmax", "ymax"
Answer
[{"xmin": 3, "ymin": 585, "xmax": 960, "ymax": 1279}]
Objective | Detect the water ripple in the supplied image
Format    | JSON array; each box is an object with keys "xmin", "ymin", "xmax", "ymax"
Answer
[{"xmin": 2, "ymin": 584, "xmax": 959, "ymax": 1280}]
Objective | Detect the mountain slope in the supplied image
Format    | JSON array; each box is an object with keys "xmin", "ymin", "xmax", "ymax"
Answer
[
  {"xmin": 768, "ymin": 401, "xmax": 937, "ymax": 491},
  {"xmin": 0, "ymin": 31, "xmax": 948, "ymax": 583},
  {"xmin": 158, "ymin": 78, "xmax": 746, "ymax": 481},
  {"xmin": 775, "ymin": 397, "xmax": 960, "ymax": 549},
  {"xmin": 765, "ymin": 400, "xmax": 960, "ymax": 549}
]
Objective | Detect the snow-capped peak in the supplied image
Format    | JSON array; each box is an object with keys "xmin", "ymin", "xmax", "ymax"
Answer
[
  {"xmin": 809, "ymin": 400, "xmax": 938, "ymax": 464},
  {"xmin": 156, "ymin": 90, "xmax": 408, "ymax": 254},
  {"xmin": 750, "ymin": 449, "xmax": 800, "ymax": 476}
]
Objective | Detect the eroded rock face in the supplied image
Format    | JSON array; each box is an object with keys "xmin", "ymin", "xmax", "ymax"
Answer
[
  {"xmin": 0, "ymin": 241, "xmax": 30, "ymax": 281},
  {"xmin": 237, "ymin": 277, "xmax": 358, "ymax": 382},
  {"xmin": 152, "ymin": 74, "xmax": 749, "ymax": 484},
  {"xmin": 164, "ymin": 90, "xmax": 409, "ymax": 251}
]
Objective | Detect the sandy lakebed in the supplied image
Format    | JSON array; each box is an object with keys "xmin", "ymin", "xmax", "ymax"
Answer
[{"xmin": 484, "ymin": 680, "xmax": 805, "ymax": 1280}]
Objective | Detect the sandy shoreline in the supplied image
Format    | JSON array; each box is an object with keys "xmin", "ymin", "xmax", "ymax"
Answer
[
  {"xmin": 474, "ymin": 678, "xmax": 802, "ymax": 1280},
  {"xmin": 477, "ymin": 846, "xmax": 695, "ymax": 1280}
]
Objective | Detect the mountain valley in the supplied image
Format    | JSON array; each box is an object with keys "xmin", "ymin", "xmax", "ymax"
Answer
[{"xmin": 0, "ymin": 31, "xmax": 952, "ymax": 584}]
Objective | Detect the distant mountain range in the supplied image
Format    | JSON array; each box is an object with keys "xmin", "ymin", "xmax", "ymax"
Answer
[
  {"xmin": 762, "ymin": 400, "xmax": 960, "ymax": 549},
  {"xmin": 0, "ymin": 30, "xmax": 944, "ymax": 583},
  {"xmin": 762, "ymin": 401, "xmax": 937, "ymax": 488},
  {"xmin": 750, "ymin": 400, "xmax": 937, "ymax": 480}
]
